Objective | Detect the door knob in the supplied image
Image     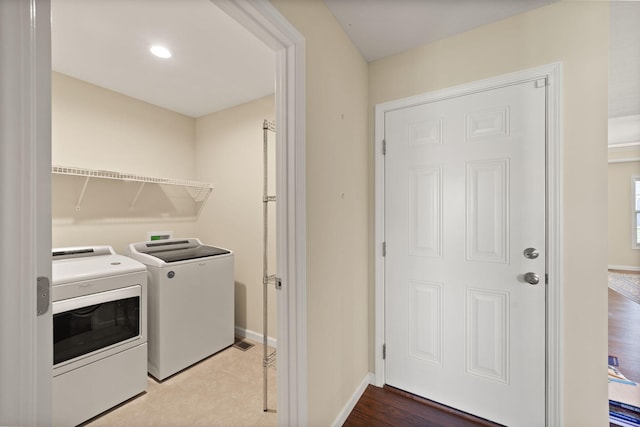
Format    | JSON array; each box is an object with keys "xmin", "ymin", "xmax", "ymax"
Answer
[{"xmin": 524, "ymin": 272, "xmax": 540, "ymax": 285}]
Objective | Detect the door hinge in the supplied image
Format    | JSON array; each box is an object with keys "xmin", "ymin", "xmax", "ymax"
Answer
[
  {"xmin": 382, "ymin": 344, "xmax": 386, "ymax": 360},
  {"xmin": 37, "ymin": 276, "xmax": 50, "ymax": 316},
  {"xmin": 535, "ymin": 78, "xmax": 547, "ymax": 88},
  {"xmin": 382, "ymin": 139, "xmax": 386, "ymax": 155},
  {"xmin": 382, "ymin": 241, "xmax": 386, "ymax": 257}
]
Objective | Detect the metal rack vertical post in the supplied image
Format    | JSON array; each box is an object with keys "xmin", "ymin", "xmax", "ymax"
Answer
[{"xmin": 262, "ymin": 119, "xmax": 277, "ymax": 412}]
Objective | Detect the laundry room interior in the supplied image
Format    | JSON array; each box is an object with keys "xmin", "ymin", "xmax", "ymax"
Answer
[{"xmin": 50, "ymin": 0, "xmax": 279, "ymax": 425}]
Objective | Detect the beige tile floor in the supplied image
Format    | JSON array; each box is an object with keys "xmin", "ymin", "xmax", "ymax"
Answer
[{"xmin": 82, "ymin": 340, "xmax": 277, "ymax": 427}]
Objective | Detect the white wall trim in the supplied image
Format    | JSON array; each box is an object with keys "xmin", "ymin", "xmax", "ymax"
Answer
[
  {"xmin": 330, "ymin": 373, "xmax": 374, "ymax": 427},
  {"xmin": 609, "ymin": 115, "xmax": 640, "ymax": 149},
  {"xmin": 234, "ymin": 326, "xmax": 278, "ymax": 349},
  {"xmin": 0, "ymin": 2, "xmax": 38, "ymax": 423},
  {"xmin": 374, "ymin": 63, "xmax": 563, "ymax": 426},
  {"xmin": 608, "ymin": 142, "xmax": 640, "ymax": 151},
  {"xmin": 609, "ymin": 158, "xmax": 640, "ymax": 164},
  {"xmin": 545, "ymin": 62, "xmax": 564, "ymax": 427},
  {"xmin": 373, "ymin": 100, "xmax": 386, "ymax": 387},
  {"xmin": 632, "ymin": 176, "xmax": 640, "ymax": 251},
  {"xmin": 210, "ymin": 2, "xmax": 307, "ymax": 426},
  {"xmin": 609, "ymin": 265, "xmax": 640, "ymax": 272}
]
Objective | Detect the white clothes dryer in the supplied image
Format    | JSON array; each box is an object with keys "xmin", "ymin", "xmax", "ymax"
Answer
[
  {"xmin": 128, "ymin": 238, "xmax": 234, "ymax": 381},
  {"xmin": 52, "ymin": 246, "xmax": 147, "ymax": 427}
]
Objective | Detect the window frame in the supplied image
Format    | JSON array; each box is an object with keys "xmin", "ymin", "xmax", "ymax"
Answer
[{"xmin": 632, "ymin": 176, "xmax": 640, "ymax": 249}]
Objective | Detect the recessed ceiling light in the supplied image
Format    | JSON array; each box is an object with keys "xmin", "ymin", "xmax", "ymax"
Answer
[{"xmin": 150, "ymin": 45, "xmax": 172, "ymax": 59}]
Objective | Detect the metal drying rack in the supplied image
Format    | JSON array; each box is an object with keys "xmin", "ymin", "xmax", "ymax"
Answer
[{"xmin": 262, "ymin": 119, "xmax": 277, "ymax": 412}]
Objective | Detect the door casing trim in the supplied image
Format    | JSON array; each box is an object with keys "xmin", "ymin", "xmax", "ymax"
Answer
[
  {"xmin": 210, "ymin": 1, "xmax": 308, "ymax": 425},
  {"xmin": 374, "ymin": 62, "xmax": 563, "ymax": 426},
  {"xmin": 0, "ymin": 0, "xmax": 53, "ymax": 425}
]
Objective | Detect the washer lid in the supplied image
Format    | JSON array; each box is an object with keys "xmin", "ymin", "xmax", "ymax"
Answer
[
  {"xmin": 129, "ymin": 238, "xmax": 231, "ymax": 264},
  {"xmin": 52, "ymin": 248, "xmax": 146, "ymax": 285},
  {"xmin": 144, "ymin": 245, "xmax": 230, "ymax": 263}
]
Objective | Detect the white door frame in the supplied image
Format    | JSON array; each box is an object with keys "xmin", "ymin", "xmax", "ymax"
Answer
[
  {"xmin": 0, "ymin": 0, "xmax": 52, "ymax": 425},
  {"xmin": 374, "ymin": 63, "xmax": 563, "ymax": 426},
  {"xmin": 2, "ymin": 0, "xmax": 308, "ymax": 425},
  {"xmin": 210, "ymin": 2, "xmax": 308, "ymax": 425},
  {"xmin": 211, "ymin": 0, "xmax": 307, "ymax": 426}
]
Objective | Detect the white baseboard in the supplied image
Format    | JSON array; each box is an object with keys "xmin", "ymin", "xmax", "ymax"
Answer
[
  {"xmin": 234, "ymin": 326, "xmax": 277, "ymax": 349},
  {"xmin": 609, "ymin": 265, "xmax": 640, "ymax": 272},
  {"xmin": 331, "ymin": 372, "xmax": 375, "ymax": 427}
]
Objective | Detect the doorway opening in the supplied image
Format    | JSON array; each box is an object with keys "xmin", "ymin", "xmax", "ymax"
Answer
[
  {"xmin": 49, "ymin": 0, "xmax": 306, "ymax": 425},
  {"xmin": 607, "ymin": 3, "xmax": 640, "ymax": 422}
]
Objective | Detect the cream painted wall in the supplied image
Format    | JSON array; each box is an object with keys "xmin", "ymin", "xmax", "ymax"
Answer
[
  {"xmin": 52, "ymin": 72, "xmax": 196, "ymax": 179},
  {"xmin": 369, "ymin": 3, "xmax": 609, "ymax": 426},
  {"xmin": 608, "ymin": 149, "xmax": 640, "ymax": 269},
  {"xmin": 51, "ymin": 72, "xmax": 199, "ymax": 253},
  {"xmin": 268, "ymin": 1, "xmax": 370, "ymax": 425},
  {"xmin": 195, "ymin": 95, "xmax": 278, "ymax": 339}
]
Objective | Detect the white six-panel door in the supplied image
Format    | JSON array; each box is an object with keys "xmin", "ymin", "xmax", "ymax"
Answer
[{"xmin": 384, "ymin": 80, "xmax": 546, "ymax": 426}]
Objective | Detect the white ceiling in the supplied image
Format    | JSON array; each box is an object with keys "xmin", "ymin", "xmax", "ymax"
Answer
[
  {"xmin": 51, "ymin": 0, "xmax": 276, "ymax": 118},
  {"xmin": 609, "ymin": 1, "xmax": 640, "ymax": 119},
  {"xmin": 53, "ymin": 0, "xmax": 636, "ymax": 120},
  {"xmin": 323, "ymin": 0, "xmax": 557, "ymax": 62}
]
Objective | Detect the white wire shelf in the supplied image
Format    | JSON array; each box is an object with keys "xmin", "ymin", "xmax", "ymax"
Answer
[
  {"xmin": 52, "ymin": 165, "xmax": 212, "ymax": 221},
  {"xmin": 53, "ymin": 165, "xmax": 211, "ymax": 191}
]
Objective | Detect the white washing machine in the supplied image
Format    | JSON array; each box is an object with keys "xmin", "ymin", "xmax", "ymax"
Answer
[
  {"xmin": 128, "ymin": 238, "xmax": 234, "ymax": 381},
  {"xmin": 51, "ymin": 246, "xmax": 147, "ymax": 427}
]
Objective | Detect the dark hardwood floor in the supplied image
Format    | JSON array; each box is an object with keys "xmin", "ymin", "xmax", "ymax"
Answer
[
  {"xmin": 608, "ymin": 273, "xmax": 640, "ymax": 427},
  {"xmin": 608, "ymin": 287, "xmax": 640, "ymax": 383},
  {"xmin": 345, "ymin": 275, "xmax": 640, "ymax": 427},
  {"xmin": 343, "ymin": 385, "xmax": 502, "ymax": 427}
]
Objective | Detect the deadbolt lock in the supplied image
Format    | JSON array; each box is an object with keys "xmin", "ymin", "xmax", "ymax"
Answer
[{"xmin": 523, "ymin": 247, "xmax": 539, "ymax": 260}]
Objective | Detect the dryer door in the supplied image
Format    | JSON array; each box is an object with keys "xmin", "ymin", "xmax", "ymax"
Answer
[{"xmin": 53, "ymin": 285, "xmax": 142, "ymax": 367}]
